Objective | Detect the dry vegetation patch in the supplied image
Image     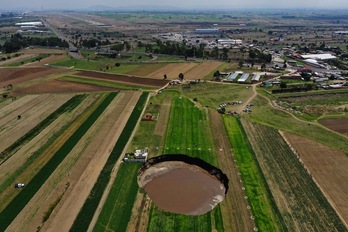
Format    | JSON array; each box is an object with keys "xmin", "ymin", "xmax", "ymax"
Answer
[
  {"xmin": 183, "ymin": 61, "xmax": 222, "ymax": 80},
  {"xmin": 146, "ymin": 63, "xmax": 198, "ymax": 79}
]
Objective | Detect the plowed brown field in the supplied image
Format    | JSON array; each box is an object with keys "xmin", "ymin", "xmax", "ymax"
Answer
[
  {"xmin": 283, "ymin": 132, "xmax": 348, "ymax": 227},
  {"xmin": 75, "ymin": 70, "xmax": 169, "ymax": 88},
  {"xmin": 13, "ymin": 79, "xmax": 120, "ymax": 95},
  {"xmin": 0, "ymin": 67, "xmax": 66, "ymax": 86},
  {"xmin": 319, "ymin": 118, "xmax": 348, "ymax": 136}
]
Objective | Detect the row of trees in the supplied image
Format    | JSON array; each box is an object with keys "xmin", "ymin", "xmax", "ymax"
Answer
[{"xmin": 0, "ymin": 33, "xmax": 69, "ymax": 53}]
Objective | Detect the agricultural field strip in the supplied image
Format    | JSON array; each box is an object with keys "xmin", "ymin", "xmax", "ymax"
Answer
[
  {"xmin": 0, "ymin": 92, "xmax": 117, "ymax": 231},
  {"xmin": 14, "ymin": 92, "xmax": 137, "ymax": 232},
  {"xmin": 45, "ymin": 91, "xmax": 141, "ymax": 232},
  {"xmin": 282, "ymin": 132, "xmax": 348, "ymax": 227},
  {"xmin": 93, "ymin": 163, "xmax": 141, "ymax": 232},
  {"xmin": 222, "ymin": 116, "xmax": 284, "ymax": 232},
  {"xmin": 242, "ymin": 121, "xmax": 347, "ymax": 231},
  {"xmin": 0, "ymin": 94, "xmax": 38, "ymax": 119},
  {"xmin": 0, "ymin": 94, "xmax": 99, "ymax": 211},
  {"xmin": 73, "ymin": 71, "xmax": 169, "ymax": 88},
  {"xmin": 208, "ymin": 110, "xmax": 255, "ymax": 232},
  {"xmin": 70, "ymin": 92, "xmax": 148, "ymax": 232},
  {"xmin": 0, "ymin": 54, "xmax": 36, "ymax": 66},
  {"xmin": 147, "ymin": 97, "xmax": 222, "ymax": 232},
  {"xmin": 146, "ymin": 63, "xmax": 199, "ymax": 79},
  {"xmin": 154, "ymin": 95, "xmax": 172, "ymax": 137},
  {"xmin": 183, "ymin": 61, "xmax": 222, "ymax": 80},
  {"xmin": 60, "ymin": 76, "xmax": 153, "ymax": 90},
  {"xmin": 0, "ymin": 94, "xmax": 73, "ymax": 153},
  {"xmin": 0, "ymin": 94, "xmax": 86, "ymax": 190}
]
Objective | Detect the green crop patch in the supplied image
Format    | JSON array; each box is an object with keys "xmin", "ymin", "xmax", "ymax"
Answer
[
  {"xmin": 223, "ymin": 116, "xmax": 284, "ymax": 232},
  {"xmin": 70, "ymin": 92, "xmax": 148, "ymax": 232},
  {"xmin": 93, "ymin": 163, "xmax": 141, "ymax": 232},
  {"xmin": 0, "ymin": 92, "xmax": 117, "ymax": 231}
]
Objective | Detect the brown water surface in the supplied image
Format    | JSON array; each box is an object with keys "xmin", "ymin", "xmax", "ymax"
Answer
[{"xmin": 143, "ymin": 164, "xmax": 225, "ymax": 215}]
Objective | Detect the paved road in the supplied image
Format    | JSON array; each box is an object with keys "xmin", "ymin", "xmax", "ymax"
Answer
[{"xmin": 41, "ymin": 17, "xmax": 84, "ymax": 60}]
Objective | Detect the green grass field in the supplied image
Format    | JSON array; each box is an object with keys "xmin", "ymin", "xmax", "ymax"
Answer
[
  {"xmin": 147, "ymin": 96, "xmax": 223, "ymax": 232},
  {"xmin": 179, "ymin": 82, "xmax": 253, "ymax": 110},
  {"xmin": 248, "ymin": 95, "xmax": 348, "ymax": 154},
  {"xmin": 223, "ymin": 116, "xmax": 283, "ymax": 232}
]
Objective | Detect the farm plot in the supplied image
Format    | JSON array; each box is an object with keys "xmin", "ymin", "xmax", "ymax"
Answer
[
  {"xmin": 0, "ymin": 92, "xmax": 117, "ymax": 231},
  {"xmin": 70, "ymin": 92, "xmax": 148, "ymax": 232},
  {"xmin": 282, "ymin": 132, "xmax": 348, "ymax": 227},
  {"xmin": 0, "ymin": 67, "xmax": 59, "ymax": 84},
  {"xmin": 93, "ymin": 163, "xmax": 141, "ymax": 232},
  {"xmin": 147, "ymin": 96, "xmax": 224, "ymax": 232},
  {"xmin": 26, "ymin": 91, "xmax": 142, "ymax": 232},
  {"xmin": 208, "ymin": 110, "xmax": 255, "ymax": 232},
  {"xmin": 74, "ymin": 70, "xmax": 170, "ymax": 88},
  {"xmin": 223, "ymin": 116, "xmax": 284, "ymax": 232},
  {"xmin": 241, "ymin": 120, "xmax": 347, "ymax": 231},
  {"xmin": 0, "ymin": 94, "xmax": 86, "ymax": 190},
  {"xmin": 146, "ymin": 63, "xmax": 198, "ymax": 79},
  {"xmin": 182, "ymin": 61, "xmax": 222, "ymax": 80},
  {"xmin": 126, "ymin": 63, "xmax": 168, "ymax": 77},
  {"xmin": 319, "ymin": 118, "xmax": 348, "ymax": 136},
  {"xmin": 13, "ymin": 79, "xmax": 120, "ymax": 95},
  {"xmin": 0, "ymin": 94, "xmax": 75, "ymax": 154}
]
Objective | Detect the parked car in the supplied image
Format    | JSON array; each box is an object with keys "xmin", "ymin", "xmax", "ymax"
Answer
[{"xmin": 15, "ymin": 183, "xmax": 25, "ymax": 188}]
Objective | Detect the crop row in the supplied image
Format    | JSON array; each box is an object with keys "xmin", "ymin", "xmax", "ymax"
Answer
[
  {"xmin": 241, "ymin": 120, "xmax": 347, "ymax": 231},
  {"xmin": 0, "ymin": 94, "xmax": 87, "ymax": 165},
  {"xmin": 93, "ymin": 163, "xmax": 141, "ymax": 232},
  {"xmin": 0, "ymin": 92, "xmax": 117, "ymax": 231},
  {"xmin": 70, "ymin": 92, "xmax": 149, "ymax": 232},
  {"xmin": 147, "ymin": 97, "xmax": 223, "ymax": 232},
  {"xmin": 222, "ymin": 116, "xmax": 284, "ymax": 232}
]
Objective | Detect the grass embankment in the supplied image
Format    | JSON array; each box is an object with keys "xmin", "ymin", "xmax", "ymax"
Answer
[
  {"xmin": 93, "ymin": 163, "xmax": 141, "ymax": 232},
  {"xmin": 0, "ymin": 92, "xmax": 117, "ymax": 231},
  {"xmin": 242, "ymin": 120, "xmax": 347, "ymax": 231},
  {"xmin": 223, "ymin": 116, "xmax": 284, "ymax": 232},
  {"xmin": 0, "ymin": 94, "xmax": 86, "ymax": 166},
  {"xmin": 6, "ymin": 54, "xmax": 50, "ymax": 67},
  {"xmin": 60, "ymin": 76, "xmax": 155, "ymax": 90},
  {"xmin": 70, "ymin": 92, "xmax": 148, "ymax": 232},
  {"xmin": 147, "ymin": 96, "xmax": 224, "ymax": 232},
  {"xmin": 53, "ymin": 57, "xmax": 139, "ymax": 73}
]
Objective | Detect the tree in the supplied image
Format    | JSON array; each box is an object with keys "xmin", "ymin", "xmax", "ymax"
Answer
[
  {"xmin": 178, "ymin": 73, "xmax": 184, "ymax": 81},
  {"xmin": 280, "ymin": 82, "xmax": 287, "ymax": 89},
  {"xmin": 163, "ymin": 74, "xmax": 167, "ymax": 80},
  {"xmin": 238, "ymin": 60, "xmax": 244, "ymax": 68},
  {"xmin": 261, "ymin": 63, "xmax": 266, "ymax": 71},
  {"xmin": 115, "ymin": 63, "xmax": 121, "ymax": 67}
]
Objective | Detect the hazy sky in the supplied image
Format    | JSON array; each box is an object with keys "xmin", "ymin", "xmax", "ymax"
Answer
[{"xmin": 2, "ymin": 0, "xmax": 348, "ymax": 10}]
